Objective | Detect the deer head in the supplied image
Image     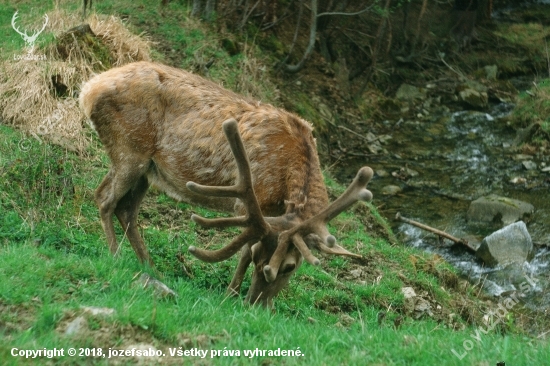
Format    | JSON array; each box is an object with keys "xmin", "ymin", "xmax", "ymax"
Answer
[
  {"xmin": 186, "ymin": 119, "xmax": 373, "ymax": 307},
  {"xmin": 79, "ymin": 61, "xmax": 373, "ymax": 308},
  {"xmin": 11, "ymin": 11, "xmax": 48, "ymax": 53}
]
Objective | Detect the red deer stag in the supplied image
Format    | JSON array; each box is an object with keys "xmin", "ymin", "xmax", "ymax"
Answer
[{"xmin": 79, "ymin": 62, "xmax": 374, "ymax": 307}]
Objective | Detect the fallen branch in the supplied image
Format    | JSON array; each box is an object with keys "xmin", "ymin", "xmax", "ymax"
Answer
[{"xmin": 395, "ymin": 213, "xmax": 476, "ymax": 253}]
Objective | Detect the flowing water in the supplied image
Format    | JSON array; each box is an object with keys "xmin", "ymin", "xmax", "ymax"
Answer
[{"xmin": 338, "ymin": 102, "xmax": 550, "ymax": 311}]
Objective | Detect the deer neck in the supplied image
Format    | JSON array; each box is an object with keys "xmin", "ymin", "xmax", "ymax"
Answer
[{"xmin": 301, "ymin": 165, "xmax": 329, "ymax": 220}]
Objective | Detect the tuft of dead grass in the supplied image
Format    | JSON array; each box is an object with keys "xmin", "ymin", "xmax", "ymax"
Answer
[{"xmin": 0, "ymin": 9, "xmax": 151, "ymax": 152}]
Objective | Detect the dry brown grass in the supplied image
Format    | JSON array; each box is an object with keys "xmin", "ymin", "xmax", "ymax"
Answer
[{"xmin": 0, "ymin": 9, "xmax": 151, "ymax": 152}]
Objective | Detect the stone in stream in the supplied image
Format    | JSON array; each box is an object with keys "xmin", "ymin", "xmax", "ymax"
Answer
[
  {"xmin": 522, "ymin": 160, "xmax": 537, "ymax": 170},
  {"xmin": 395, "ymin": 83, "xmax": 427, "ymax": 102},
  {"xmin": 476, "ymin": 221, "xmax": 534, "ymax": 267},
  {"xmin": 381, "ymin": 185, "xmax": 402, "ymax": 196},
  {"xmin": 467, "ymin": 194, "xmax": 534, "ymax": 226},
  {"xmin": 456, "ymin": 80, "xmax": 488, "ymax": 108}
]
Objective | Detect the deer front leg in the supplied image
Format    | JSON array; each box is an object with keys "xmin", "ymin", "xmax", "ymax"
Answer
[{"xmin": 226, "ymin": 245, "xmax": 253, "ymax": 297}]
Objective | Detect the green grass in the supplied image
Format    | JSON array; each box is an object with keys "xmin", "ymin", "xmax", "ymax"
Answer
[
  {"xmin": 1, "ymin": 124, "xmax": 549, "ymax": 365},
  {"xmin": 1, "ymin": 0, "xmax": 550, "ymax": 364},
  {"xmin": 512, "ymin": 78, "xmax": 550, "ymax": 144}
]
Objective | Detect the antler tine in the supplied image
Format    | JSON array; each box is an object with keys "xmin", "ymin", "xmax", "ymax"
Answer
[
  {"xmin": 11, "ymin": 11, "xmax": 26, "ymax": 37},
  {"xmin": 263, "ymin": 167, "xmax": 373, "ymax": 282},
  {"xmin": 187, "ymin": 119, "xmax": 271, "ymax": 262},
  {"xmin": 29, "ymin": 14, "xmax": 49, "ymax": 39},
  {"xmin": 39, "ymin": 14, "xmax": 49, "ymax": 33},
  {"xmin": 189, "ymin": 230, "xmax": 257, "ymax": 262},
  {"xmin": 190, "ymin": 214, "xmax": 248, "ymax": 229}
]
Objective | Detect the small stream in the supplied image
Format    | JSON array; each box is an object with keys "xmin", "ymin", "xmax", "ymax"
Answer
[{"xmin": 338, "ymin": 101, "xmax": 550, "ymax": 312}]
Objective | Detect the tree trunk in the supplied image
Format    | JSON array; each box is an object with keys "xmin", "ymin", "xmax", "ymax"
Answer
[
  {"xmin": 204, "ymin": 0, "xmax": 216, "ymax": 21},
  {"xmin": 283, "ymin": 0, "xmax": 318, "ymax": 73},
  {"xmin": 450, "ymin": 0, "xmax": 478, "ymax": 47},
  {"xmin": 192, "ymin": 0, "xmax": 202, "ymax": 17}
]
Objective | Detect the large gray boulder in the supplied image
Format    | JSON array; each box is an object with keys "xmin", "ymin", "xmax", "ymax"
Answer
[
  {"xmin": 476, "ymin": 221, "xmax": 534, "ymax": 266},
  {"xmin": 457, "ymin": 80, "xmax": 488, "ymax": 108},
  {"xmin": 467, "ymin": 194, "xmax": 534, "ymax": 226}
]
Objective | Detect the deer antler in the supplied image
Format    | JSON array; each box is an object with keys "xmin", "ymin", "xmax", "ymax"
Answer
[
  {"xmin": 187, "ymin": 118, "xmax": 373, "ymax": 284},
  {"xmin": 263, "ymin": 167, "xmax": 373, "ymax": 282},
  {"xmin": 186, "ymin": 119, "xmax": 271, "ymax": 262}
]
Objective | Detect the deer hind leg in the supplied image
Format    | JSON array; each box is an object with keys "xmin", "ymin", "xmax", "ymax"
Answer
[
  {"xmin": 114, "ymin": 176, "xmax": 152, "ymax": 266},
  {"xmin": 95, "ymin": 162, "xmax": 151, "ymax": 264}
]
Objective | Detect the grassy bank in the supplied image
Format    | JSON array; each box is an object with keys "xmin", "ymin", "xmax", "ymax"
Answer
[
  {"xmin": 1, "ymin": 119, "xmax": 548, "ymax": 365},
  {"xmin": 1, "ymin": 0, "xmax": 549, "ymax": 365}
]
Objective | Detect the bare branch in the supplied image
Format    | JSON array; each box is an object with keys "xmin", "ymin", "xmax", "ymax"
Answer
[
  {"xmin": 239, "ymin": 0, "xmax": 262, "ymax": 29},
  {"xmin": 277, "ymin": 0, "xmax": 304, "ymax": 69},
  {"xmin": 282, "ymin": 0, "xmax": 375, "ymax": 72},
  {"xmin": 317, "ymin": 4, "xmax": 375, "ymax": 18},
  {"xmin": 283, "ymin": 0, "xmax": 317, "ymax": 73}
]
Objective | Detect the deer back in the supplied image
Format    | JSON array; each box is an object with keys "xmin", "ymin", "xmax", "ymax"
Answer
[{"xmin": 80, "ymin": 62, "xmax": 328, "ymax": 217}]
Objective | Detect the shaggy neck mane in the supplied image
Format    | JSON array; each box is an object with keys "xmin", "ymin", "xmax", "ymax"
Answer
[{"xmin": 284, "ymin": 114, "xmax": 329, "ymax": 221}]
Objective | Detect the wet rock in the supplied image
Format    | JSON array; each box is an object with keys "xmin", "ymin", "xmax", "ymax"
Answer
[
  {"xmin": 392, "ymin": 167, "xmax": 419, "ymax": 180},
  {"xmin": 490, "ymin": 80, "xmax": 518, "ymax": 103},
  {"xmin": 522, "ymin": 160, "xmax": 537, "ymax": 170},
  {"xmin": 509, "ymin": 176, "xmax": 527, "ymax": 185},
  {"xmin": 464, "ymin": 79, "xmax": 488, "ymax": 93},
  {"xmin": 513, "ymin": 154, "xmax": 533, "ymax": 161},
  {"xmin": 476, "ymin": 221, "xmax": 534, "ymax": 267},
  {"xmin": 381, "ymin": 185, "xmax": 402, "ymax": 196},
  {"xmin": 395, "ymin": 84, "xmax": 426, "ymax": 102},
  {"xmin": 403, "ymin": 167, "xmax": 419, "ymax": 177},
  {"xmin": 456, "ymin": 80, "xmax": 489, "ymax": 108},
  {"xmin": 365, "ymin": 132, "xmax": 385, "ymax": 154},
  {"xmin": 467, "ymin": 194, "xmax": 534, "ymax": 226},
  {"xmin": 458, "ymin": 88, "xmax": 488, "ymax": 108}
]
